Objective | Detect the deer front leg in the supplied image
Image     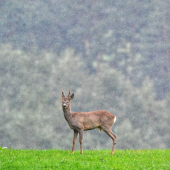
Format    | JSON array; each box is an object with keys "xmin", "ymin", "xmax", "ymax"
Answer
[
  {"xmin": 72, "ymin": 131, "xmax": 78, "ymax": 154},
  {"xmin": 79, "ymin": 129, "xmax": 84, "ymax": 154}
]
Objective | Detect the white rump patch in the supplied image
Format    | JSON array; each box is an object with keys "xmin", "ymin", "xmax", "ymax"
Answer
[{"xmin": 114, "ymin": 116, "xmax": 116, "ymax": 123}]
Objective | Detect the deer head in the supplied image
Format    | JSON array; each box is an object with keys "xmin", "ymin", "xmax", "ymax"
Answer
[{"xmin": 62, "ymin": 89, "xmax": 74, "ymax": 110}]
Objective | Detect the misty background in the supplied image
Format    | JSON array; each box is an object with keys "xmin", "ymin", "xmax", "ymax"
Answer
[{"xmin": 0, "ymin": 1, "xmax": 170, "ymax": 150}]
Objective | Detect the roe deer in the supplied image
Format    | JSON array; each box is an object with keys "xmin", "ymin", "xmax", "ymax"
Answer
[{"xmin": 62, "ymin": 89, "xmax": 117, "ymax": 155}]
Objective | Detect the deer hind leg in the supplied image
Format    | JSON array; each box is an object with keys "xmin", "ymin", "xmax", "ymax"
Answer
[
  {"xmin": 103, "ymin": 128, "xmax": 117, "ymax": 155},
  {"xmin": 72, "ymin": 131, "xmax": 78, "ymax": 154},
  {"xmin": 79, "ymin": 129, "xmax": 84, "ymax": 154}
]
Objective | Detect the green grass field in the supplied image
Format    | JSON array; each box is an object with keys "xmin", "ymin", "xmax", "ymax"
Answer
[{"xmin": 0, "ymin": 147, "xmax": 169, "ymax": 170}]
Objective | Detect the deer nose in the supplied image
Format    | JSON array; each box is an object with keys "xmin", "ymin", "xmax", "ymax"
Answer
[{"xmin": 63, "ymin": 104, "xmax": 66, "ymax": 108}]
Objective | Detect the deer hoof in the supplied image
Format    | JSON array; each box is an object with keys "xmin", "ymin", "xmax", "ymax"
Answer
[{"xmin": 111, "ymin": 151, "xmax": 115, "ymax": 155}]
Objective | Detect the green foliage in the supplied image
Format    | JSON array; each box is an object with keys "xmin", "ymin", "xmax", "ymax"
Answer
[{"xmin": 0, "ymin": 149, "xmax": 169, "ymax": 169}]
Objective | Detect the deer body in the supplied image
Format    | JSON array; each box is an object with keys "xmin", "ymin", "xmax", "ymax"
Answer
[
  {"xmin": 62, "ymin": 89, "xmax": 117, "ymax": 155},
  {"xmin": 64, "ymin": 110, "xmax": 115, "ymax": 131}
]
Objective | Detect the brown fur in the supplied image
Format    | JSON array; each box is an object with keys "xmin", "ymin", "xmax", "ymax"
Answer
[{"xmin": 62, "ymin": 89, "xmax": 117, "ymax": 155}]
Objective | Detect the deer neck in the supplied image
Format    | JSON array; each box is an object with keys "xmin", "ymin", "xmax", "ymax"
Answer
[{"xmin": 63, "ymin": 106, "xmax": 72, "ymax": 121}]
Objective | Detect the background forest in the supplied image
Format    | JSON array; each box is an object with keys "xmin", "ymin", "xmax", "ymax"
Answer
[{"xmin": 0, "ymin": 0, "xmax": 170, "ymax": 150}]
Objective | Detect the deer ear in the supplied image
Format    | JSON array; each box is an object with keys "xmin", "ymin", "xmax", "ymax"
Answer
[
  {"xmin": 69, "ymin": 93, "xmax": 74, "ymax": 100},
  {"xmin": 62, "ymin": 89, "xmax": 65, "ymax": 98}
]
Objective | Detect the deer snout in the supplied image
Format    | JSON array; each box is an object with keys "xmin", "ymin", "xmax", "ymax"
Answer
[{"xmin": 63, "ymin": 104, "xmax": 67, "ymax": 108}]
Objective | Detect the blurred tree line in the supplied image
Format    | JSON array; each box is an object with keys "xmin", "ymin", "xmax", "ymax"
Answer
[{"xmin": 0, "ymin": 0, "xmax": 170, "ymax": 150}]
